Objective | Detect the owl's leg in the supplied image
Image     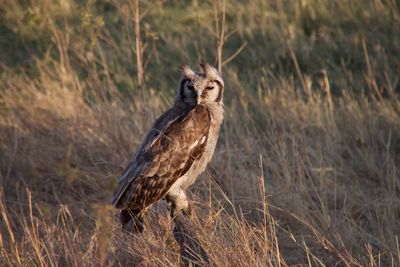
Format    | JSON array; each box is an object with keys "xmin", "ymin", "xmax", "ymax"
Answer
[
  {"xmin": 166, "ymin": 189, "xmax": 210, "ymax": 266},
  {"xmin": 120, "ymin": 208, "xmax": 144, "ymax": 233},
  {"xmin": 165, "ymin": 189, "xmax": 189, "ymax": 217}
]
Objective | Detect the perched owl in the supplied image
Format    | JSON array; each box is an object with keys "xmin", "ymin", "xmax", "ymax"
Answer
[{"xmin": 112, "ymin": 62, "xmax": 224, "ymax": 232}]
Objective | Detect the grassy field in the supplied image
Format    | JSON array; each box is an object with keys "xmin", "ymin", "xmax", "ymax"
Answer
[{"xmin": 1, "ymin": 0, "xmax": 399, "ymax": 266}]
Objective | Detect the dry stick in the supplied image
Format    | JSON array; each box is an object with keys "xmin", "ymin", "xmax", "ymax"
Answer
[
  {"xmin": 134, "ymin": 0, "xmax": 144, "ymax": 92},
  {"xmin": 131, "ymin": 0, "xmax": 147, "ymax": 115},
  {"xmin": 217, "ymin": 0, "xmax": 226, "ymax": 74},
  {"xmin": 212, "ymin": 0, "xmax": 220, "ymax": 69},
  {"xmin": 212, "ymin": 0, "xmax": 225, "ymax": 73}
]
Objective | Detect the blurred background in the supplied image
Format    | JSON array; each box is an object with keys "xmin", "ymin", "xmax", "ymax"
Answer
[{"xmin": 0, "ymin": 0, "xmax": 399, "ymax": 266}]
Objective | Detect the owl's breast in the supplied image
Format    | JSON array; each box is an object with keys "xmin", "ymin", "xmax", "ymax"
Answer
[{"xmin": 173, "ymin": 120, "xmax": 221, "ymax": 190}]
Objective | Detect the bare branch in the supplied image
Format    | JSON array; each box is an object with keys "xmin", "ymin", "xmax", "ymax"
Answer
[
  {"xmin": 140, "ymin": 7, "xmax": 150, "ymax": 20},
  {"xmin": 217, "ymin": 0, "xmax": 226, "ymax": 73},
  {"xmin": 143, "ymin": 38, "xmax": 156, "ymax": 72},
  {"xmin": 212, "ymin": 0, "xmax": 226, "ymax": 73},
  {"xmin": 134, "ymin": 0, "xmax": 144, "ymax": 89},
  {"xmin": 224, "ymin": 29, "xmax": 238, "ymax": 41},
  {"xmin": 142, "ymin": 42, "xmax": 149, "ymax": 54},
  {"xmin": 212, "ymin": 0, "xmax": 220, "ymax": 39},
  {"xmin": 222, "ymin": 41, "xmax": 247, "ymax": 67}
]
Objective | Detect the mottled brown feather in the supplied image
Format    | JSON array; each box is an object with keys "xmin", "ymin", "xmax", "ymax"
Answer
[{"xmin": 112, "ymin": 104, "xmax": 211, "ymax": 210}]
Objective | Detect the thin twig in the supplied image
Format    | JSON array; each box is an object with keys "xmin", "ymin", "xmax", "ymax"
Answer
[
  {"xmin": 134, "ymin": 0, "xmax": 144, "ymax": 90},
  {"xmin": 222, "ymin": 41, "xmax": 247, "ymax": 67}
]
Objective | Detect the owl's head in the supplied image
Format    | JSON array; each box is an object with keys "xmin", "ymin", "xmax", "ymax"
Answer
[{"xmin": 176, "ymin": 62, "xmax": 224, "ymax": 106}]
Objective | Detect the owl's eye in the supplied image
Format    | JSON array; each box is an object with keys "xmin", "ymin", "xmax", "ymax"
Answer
[
  {"xmin": 206, "ymin": 86, "xmax": 214, "ymax": 90},
  {"xmin": 187, "ymin": 85, "xmax": 195, "ymax": 90}
]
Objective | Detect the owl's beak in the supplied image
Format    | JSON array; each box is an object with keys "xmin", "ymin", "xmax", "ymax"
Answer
[{"xmin": 196, "ymin": 89, "xmax": 204, "ymax": 105}]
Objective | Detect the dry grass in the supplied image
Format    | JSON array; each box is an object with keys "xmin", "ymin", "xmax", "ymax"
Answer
[{"xmin": 1, "ymin": 0, "xmax": 400, "ymax": 266}]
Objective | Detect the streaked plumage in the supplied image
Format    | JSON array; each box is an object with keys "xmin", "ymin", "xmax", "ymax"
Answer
[{"xmin": 112, "ymin": 62, "xmax": 224, "ymax": 232}]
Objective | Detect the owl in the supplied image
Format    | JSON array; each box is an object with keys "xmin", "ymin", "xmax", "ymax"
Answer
[{"xmin": 112, "ymin": 62, "xmax": 224, "ymax": 232}]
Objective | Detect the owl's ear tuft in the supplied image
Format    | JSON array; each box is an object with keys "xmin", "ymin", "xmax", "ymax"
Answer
[
  {"xmin": 199, "ymin": 61, "xmax": 219, "ymax": 79},
  {"xmin": 199, "ymin": 60, "xmax": 206, "ymax": 69},
  {"xmin": 179, "ymin": 64, "xmax": 195, "ymax": 79}
]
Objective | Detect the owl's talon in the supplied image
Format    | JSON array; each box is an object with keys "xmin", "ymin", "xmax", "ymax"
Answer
[
  {"xmin": 120, "ymin": 209, "xmax": 145, "ymax": 234},
  {"xmin": 185, "ymin": 201, "xmax": 193, "ymax": 216}
]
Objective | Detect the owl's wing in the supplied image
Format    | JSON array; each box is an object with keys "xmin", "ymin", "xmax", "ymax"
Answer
[{"xmin": 112, "ymin": 105, "xmax": 211, "ymax": 210}]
